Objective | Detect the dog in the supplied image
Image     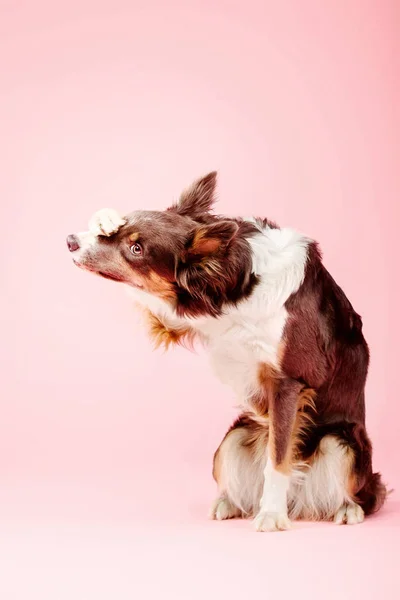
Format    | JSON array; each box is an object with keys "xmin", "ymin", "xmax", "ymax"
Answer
[{"xmin": 67, "ymin": 171, "xmax": 387, "ymax": 531}]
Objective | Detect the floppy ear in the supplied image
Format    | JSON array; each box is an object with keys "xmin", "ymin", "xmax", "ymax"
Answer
[
  {"xmin": 170, "ymin": 172, "xmax": 217, "ymax": 219},
  {"xmin": 184, "ymin": 220, "xmax": 239, "ymax": 259}
]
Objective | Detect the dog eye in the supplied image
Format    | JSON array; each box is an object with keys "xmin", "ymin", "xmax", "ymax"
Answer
[{"xmin": 130, "ymin": 242, "xmax": 143, "ymax": 256}]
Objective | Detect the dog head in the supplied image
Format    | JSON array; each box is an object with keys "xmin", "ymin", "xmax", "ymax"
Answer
[{"xmin": 67, "ymin": 172, "xmax": 259, "ymax": 317}]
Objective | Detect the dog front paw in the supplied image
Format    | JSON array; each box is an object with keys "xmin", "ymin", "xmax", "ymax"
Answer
[
  {"xmin": 88, "ymin": 208, "xmax": 126, "ymax": 237},
  {"xmin": 253, "ymin": 511, "xmax": 291, "ymax": 532},
  {"xmin": 209, "ymin": 496, "xmax": 241, "ymax": 521}
]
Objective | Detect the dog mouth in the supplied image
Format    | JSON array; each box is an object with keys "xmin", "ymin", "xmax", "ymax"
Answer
[
  {"xmin": 73, "ymin": 259, "xmax": 123, "ymax": 282},
  {"xmin": 73, "ymin": 259, "xmax": 144, "ymax": 288},
  {"xmin": 98, "ymin": 271, "xmax": 124, "ymax": 282},
  {"xmin": 98, "ymin": 271, "xmax": 145, "ymax": 289}
]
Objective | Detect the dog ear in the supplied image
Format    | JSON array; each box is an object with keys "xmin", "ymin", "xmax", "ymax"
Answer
[
  {"xmin": 183, "ymin": 220, "xmax": 239, "ymax": 260},
  {"xmin": 169, "ymin": 172, "xmax": 217, "ymax": 219}
]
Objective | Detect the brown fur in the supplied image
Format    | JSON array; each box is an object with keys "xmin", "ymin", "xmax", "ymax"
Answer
[
  {"xmin": 250, "ymin": 363, "xmax": 280, "ymax": 416},
  {"xmin": 146, "ymin": 271, "xmax": 177, "ymax": 300},
  {"xmin": 144, "ymin": 309, "xmax": 196, "ymax": 350},
  {"xmin": 253, "ymin": 362, "xmax": 312, "ymax": 475},
  {"xmin": 220, "ymin": 385, "xmax": 317, "ymax": 477},
  {"xmin": 68, "ymin": 171, "xmax": 387, "ymax": 519}
]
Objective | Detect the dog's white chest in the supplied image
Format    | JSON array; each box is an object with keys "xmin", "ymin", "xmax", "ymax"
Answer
[
  {"xmin": 188, "ymin": 224, "xmax": 310, "ymax": 401},
  {"xmin": 191, "ymin": 300, "xmax": 288, "ymax": 401}
]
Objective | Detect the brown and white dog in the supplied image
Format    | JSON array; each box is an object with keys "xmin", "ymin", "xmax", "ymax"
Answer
[{"xmin": 67, "ymin": 172, "xmax": 387, "ymax": 531}]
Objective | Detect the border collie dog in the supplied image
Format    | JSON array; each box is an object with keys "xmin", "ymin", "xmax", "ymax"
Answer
[{"xmin": 67, "ymin": 172, "xmax": 386, "ymax": 531}]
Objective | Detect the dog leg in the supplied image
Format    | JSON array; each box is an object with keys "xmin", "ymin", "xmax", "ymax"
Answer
[{"xmin": 254, "ymin": 377, "xmax": 302, "ymax": 532}]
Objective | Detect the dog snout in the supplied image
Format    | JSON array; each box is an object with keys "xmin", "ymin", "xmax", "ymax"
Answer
[{"xmin": 66, "ymin": 234, "xmax": 80, "ymax": 252}]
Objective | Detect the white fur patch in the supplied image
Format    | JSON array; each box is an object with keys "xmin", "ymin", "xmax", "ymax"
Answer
[
  {"xmin": 215, "ymin": 430, "xmax": 363, "ymax": 525},
  {"xmin": 253, "ymin": 510, "xmax": 291, "ymax": 532},
  {"xmin": 215, "ymin": 427, "xmax": 264, "ymax": 515},
  {"xmin": 288, "ymin": 436, "xmax": 354, "ymax": 520},
  {"xmin": 70, "ymin": 230, "xmax": 98, "ymax": 264},
  {"xmin": 72, "ymin": 209, "xmax": 126, "ymax": 266},
  {"xmin": 88, "ymin": 208, "xmax": 126, "ymax": 237},
  {"xmin": 254, "ymin": 461, "xmax": 291, "ymax": 531},
  {"xmin": 209, "ymin": 496, "xmax": 241, "ymax": 520},
  {"xmin": 334, "ymin": 503, "xmax": 364, "ymax": 525},
  {"xmin": 259, "ymin": 461, "xmax": 290, "ymax": 513}
]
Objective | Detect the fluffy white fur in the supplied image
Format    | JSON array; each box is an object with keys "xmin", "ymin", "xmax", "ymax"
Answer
[{"xmin": 211, "ymin": 432, "xmax": 364, "ymax": 526}]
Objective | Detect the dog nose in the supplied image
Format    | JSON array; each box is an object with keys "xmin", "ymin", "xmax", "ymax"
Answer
[{"xmin": 66, "ymin": 234, "xmax": 80, "ymax": 252}]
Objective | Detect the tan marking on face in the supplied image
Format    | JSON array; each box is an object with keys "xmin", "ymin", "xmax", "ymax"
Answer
[
  {"xmin": 128, "ymin": 232, "xmax": 139, "ymax": 242},
  {"xmin": 127, "ymin": 269, "xmax": 177, "ymax": 301},
  {"xmin": 145, "ymin": 270, "xmax": 177, "ymax": 300}
]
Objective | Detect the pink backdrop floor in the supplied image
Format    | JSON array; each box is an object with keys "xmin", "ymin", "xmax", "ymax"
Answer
[
  {"xmin": 1, "ymin": 477, "xmax": 399, "ymax": 599},
  {"xmin": 1, "ymin": 1, "xmax": 399, "ymax": 598}
]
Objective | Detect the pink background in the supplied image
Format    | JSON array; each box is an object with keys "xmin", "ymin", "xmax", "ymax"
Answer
[{"xmin": 1, "ymin": 1, "xmax": 399, "ymax": 598}]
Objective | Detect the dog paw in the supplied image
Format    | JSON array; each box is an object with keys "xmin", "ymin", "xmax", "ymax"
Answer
[
  {"xmin": 88, "ymin": 208, "xmax": 126, "ymax": 237},
  {"xmin": 334, "ymin": 503, "xmax": 364, "ymax": 525},
  {"xmin": 209, "ymin": 497, "xmax": 241, "ymax": 521},
  {"xmin": 253, "ymin": 510, "xmax": 291, "ymax": 532}
]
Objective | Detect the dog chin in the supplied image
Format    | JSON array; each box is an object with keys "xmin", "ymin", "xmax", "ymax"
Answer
[
  {"xmin": 127, "ymin": 279, "xmax": 144, "ymax": 290},
  {"xmin": 72, "ymin": 259, "xmax": 144, "ymax": 289},
  {"xmin": 97, "ymin": 271, "xmax": 124, "ymax": 282},
  {"xmin": 72, "ymin": 259, "xmax": 124, "ymax": 283}
]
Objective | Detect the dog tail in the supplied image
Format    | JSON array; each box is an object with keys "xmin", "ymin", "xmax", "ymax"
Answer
[{"xmin": 355, "ymin": 471, "xmax": 389, "ymax": 516}]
